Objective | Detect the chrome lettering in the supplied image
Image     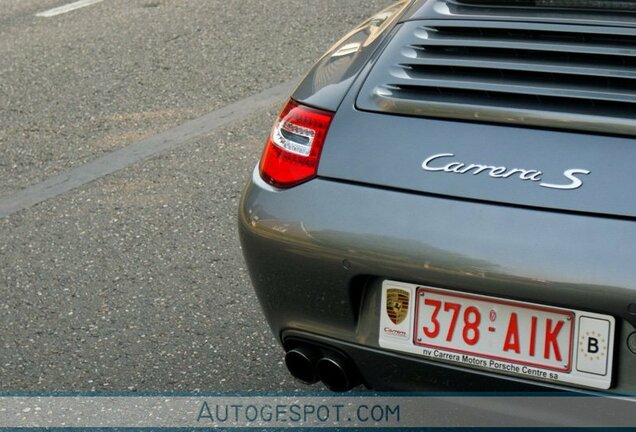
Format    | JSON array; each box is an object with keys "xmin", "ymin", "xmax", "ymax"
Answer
[
  {"xmin": 422, "ymin": 153, "xmax": 590, "ymax": 190},
  {"xmin": 540, "ymin": 169, "xmax": 590, "ymax": 190},
  {"xmin": 520, "ymin": 170, "xmax": 542, "ymax": 182},
  {"xmin": 421, "ymin": 153, "xmax": 454, "ymax": 171},
  {"xmin": 502, "ymin": 168, "xmax": 528, "ymax": 178},
  {"xmin": 488, "ymin": 167, "xmax": 508, "ymax": 178},
  {"xmin": 445, "ymin": 162, "xmax": 466, "ymax": 173},
  {"xmin": 462, "ymin": 164, "xmax": 492, "ymax": 175}
]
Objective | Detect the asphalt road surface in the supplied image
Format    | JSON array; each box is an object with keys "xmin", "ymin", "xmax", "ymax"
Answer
[{"xmin": 0, "ymin": 0, "xmax": 391, "ymax": 392}]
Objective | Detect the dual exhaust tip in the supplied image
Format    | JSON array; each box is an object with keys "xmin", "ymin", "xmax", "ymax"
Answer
[{"xmin": 284, "ymin": 346, "xmax": 359, "ymax": 392}]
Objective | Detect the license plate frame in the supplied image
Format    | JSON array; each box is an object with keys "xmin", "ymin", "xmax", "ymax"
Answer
[
  {"xmin": 413, "ymin": 287, "xmax": 575, "ymax": 372},
  {"xmin": 378, "ymin": 280, "xmax": 616, "ymax": 390}
]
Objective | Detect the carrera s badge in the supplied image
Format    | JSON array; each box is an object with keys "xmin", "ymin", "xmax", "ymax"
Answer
[{"xmin": 422, "ymin": 153, "xmax": 590, "ymax": 190}]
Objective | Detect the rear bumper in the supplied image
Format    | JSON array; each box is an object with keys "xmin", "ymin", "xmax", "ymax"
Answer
[{"xmin": 238, "ymin": 166, "xmax": 636, "ymax": 393}]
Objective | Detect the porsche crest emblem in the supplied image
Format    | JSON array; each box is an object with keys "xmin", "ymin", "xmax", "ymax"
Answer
[{"xmin": 386, "ymin": 288, "xmax": 409, "ymax": 325}]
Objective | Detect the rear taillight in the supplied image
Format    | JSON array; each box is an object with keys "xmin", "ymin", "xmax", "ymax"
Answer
[{"xmin": 259, "ymin": 99, "xmax": 334, "ymax": 188}]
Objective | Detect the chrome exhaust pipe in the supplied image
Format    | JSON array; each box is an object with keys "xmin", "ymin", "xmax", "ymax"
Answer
[
  {"xmin": 316, "ymin": 353, "xmax": 358, "ymax": 392},
  {"xmin": 285, "ymin": 346, "xmax": 320, "ymax": 384}
]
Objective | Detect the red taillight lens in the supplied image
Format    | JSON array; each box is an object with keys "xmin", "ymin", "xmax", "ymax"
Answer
[{"xmin": 259, "ymin": 99, "xmax": 334, "ymax": 188}]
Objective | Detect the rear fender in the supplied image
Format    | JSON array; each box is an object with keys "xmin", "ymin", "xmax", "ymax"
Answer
[{"xmin": 291, "ymin": 0, "xmax": 411, "ymax": 111}]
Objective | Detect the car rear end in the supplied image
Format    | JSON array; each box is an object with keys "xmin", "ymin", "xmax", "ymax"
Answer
[{"xmin": 239, "ymin": 0, "xmax": 636, "ymax": 395}]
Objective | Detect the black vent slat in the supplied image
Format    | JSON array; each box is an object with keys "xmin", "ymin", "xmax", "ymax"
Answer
[
  {"xmin": 356, "ymin": 20, "xmax": 636, "ymax": 136},
  {"xmin": 453, "ymin": 0, "xmax": 636, "ymax": 11},
  {"xmin": 416, "ymin": 25, "xmax": 636, "ymax": 57},
  {"xmin": 392, "ymin": 66, "xmax": 636, "ymax": 103},
  {"xmin": 412, "ymin": 37, "xmax": 636, "ymax": 57},
  {"xmin": 378, "ymin": 85, "xmax": 636, "ymax": 119},
  {"xmin": 403, "ymin": 53, "xmax": 636, "ymax": 80},
  {"xmin": 370, "ymin": 84, "xmax": 636, "ymax": 136}
]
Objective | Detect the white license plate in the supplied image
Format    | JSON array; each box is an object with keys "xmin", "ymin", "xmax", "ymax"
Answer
[
  {"xmin": 379, "ymin": 281, "xmax": 615, "ymax": 390},
  {"xmin": 415, "ymin": 287, "xmax": 574, "ymax": 372}
]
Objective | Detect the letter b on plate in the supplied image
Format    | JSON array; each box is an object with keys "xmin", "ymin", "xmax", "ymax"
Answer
[{"xmin": 576, "ymin": 317, "xmax": 610, "ymax": 376}]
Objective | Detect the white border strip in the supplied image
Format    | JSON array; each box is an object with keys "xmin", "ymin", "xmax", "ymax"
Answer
[
  {"xmin": 0, "ymin": 395, "xmax": 635, "ymax": 428},
  {"xmin": 36, "ymin": 0, "xmax": 104, "ymax": 18}
]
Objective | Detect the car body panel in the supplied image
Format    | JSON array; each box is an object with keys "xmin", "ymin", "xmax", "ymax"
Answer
[
  {"xmin": 318, "ymin": 100, "xmax": 636, "ymax": 218},
  {"xmin": 239, "ymin": 168, "xmax": 636, "ymax": 392}
]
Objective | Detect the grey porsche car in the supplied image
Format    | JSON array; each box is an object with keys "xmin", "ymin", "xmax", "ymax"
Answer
[{"xmin": 239, "ymin": 0, "xmax": 636, "ymax": 394}]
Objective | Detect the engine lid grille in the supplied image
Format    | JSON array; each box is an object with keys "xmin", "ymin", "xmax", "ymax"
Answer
[
  {"xmin": 455, "ymin": 0, "xmax": 636, "ymax": 12},
  {"xmin": 453, "ymin": 0, "xmax": 636, "ymax": 10},
  {"xmin": 356, "ymin": 20, "xmax": 636, "ymax": 136}
]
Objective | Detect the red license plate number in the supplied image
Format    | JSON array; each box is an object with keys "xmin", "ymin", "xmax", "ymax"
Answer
[{"xmin": 414, "ymin": 288, "xmax": 574, "ymax": 371}]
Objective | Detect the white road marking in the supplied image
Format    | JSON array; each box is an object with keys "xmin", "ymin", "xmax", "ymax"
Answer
[
  {"xmin": 0, "ymin": 78, "xmax": 298, "ymax": 218},
  {"xmin": 36, "ymin": 0, "xmax": 103, "ymax": 18}
]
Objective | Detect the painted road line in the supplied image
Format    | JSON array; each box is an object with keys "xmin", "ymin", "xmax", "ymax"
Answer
[
  {"xmin": 0, "ymin": 79, "xmax": 298, "ymax": 218},
  {"xmin": 36, "ymin": 0, "xmax": 104, "ymax": 18}
]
